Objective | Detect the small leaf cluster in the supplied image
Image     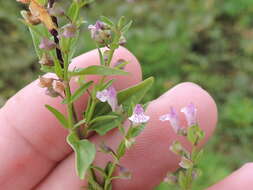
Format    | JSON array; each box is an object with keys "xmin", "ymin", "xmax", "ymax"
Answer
[{"xmin": 166, "ymin": 125, "xmax": 205, "ymax": 190}]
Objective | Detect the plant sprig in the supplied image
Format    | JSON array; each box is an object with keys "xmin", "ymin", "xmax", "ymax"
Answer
[{"xmin": 18, "ymin": 0, "xmax": 153, "ymax": 189}]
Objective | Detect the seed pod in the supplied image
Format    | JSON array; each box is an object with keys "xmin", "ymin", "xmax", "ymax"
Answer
[
  {"xmin": 38, "ymin": 76, "xmax": 53, "ymax": 88},
  {"xmin": 21, "ymin": 10, "xmax": 41, "ymax": 25},
  {"xmin": 45, "ymin": 87, "xmax": 60, "ymax": 98},
  {"xmin": 53, "ymin": 81, "xmax": 66, "ymax": 94},
  {"xmin": 39, "ymin": 53, "xmax": 54, "ymax": 66}
]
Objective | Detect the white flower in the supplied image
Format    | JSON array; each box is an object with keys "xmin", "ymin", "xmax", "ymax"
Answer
[
  {"xmin": 96, "ymin": 86, "xmax": 118, "ymax": 111},
  {"xmin": 128, "ymin": 104, "xmax": 150, "ymax": 124},
  {"xmin": 160, "ymin": 107, "xmax": 181, "ymax": 133},
  {"xmin": 181, "ymin": 103, "xmax": 197, "ymax": 127}
]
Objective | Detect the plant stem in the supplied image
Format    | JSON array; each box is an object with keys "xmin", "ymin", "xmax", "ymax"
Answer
[{"xmin": 104, "ymin": 162, "xmax": 117, "ymax": 190}]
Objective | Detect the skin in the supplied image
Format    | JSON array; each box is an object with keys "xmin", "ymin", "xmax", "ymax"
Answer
[{"xmin": 0, "ymin": 47, "xmax": 250, "ymax": 190}]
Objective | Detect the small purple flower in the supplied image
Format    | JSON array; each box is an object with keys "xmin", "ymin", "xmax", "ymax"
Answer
[
  {"xmin": 62, "ymin": 24, "xmax": 77, "ymax": 38},
  {"xmin": 39, "ymin": 38, "xmax": 56, "ymax": 51},
  {"xmin": 88, "ymin": 20, "xmax": 105, "ymax": 39},
  {"xmin": 128, "ymin": 104, "xmax": 150, "ymax": 124},
  {"xmin": 96, "ymin": 86, "xmax": 118, "ymax": 111},
  {"xmin": 181, "ymin": 103, "xmax": 197, "ymax": 127},
  {"xmin": 160, "ymin": 107, "xmax": 181, "ymax": 133}
]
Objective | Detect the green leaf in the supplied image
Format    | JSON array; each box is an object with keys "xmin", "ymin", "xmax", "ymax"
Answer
[
  {"xmin": 53, "ymin": 57, "xmax": 63, "ymax": 78},
  {"xmin": 100, "ymin": 79, "xmax": 115, "ymax": 91},
  {"xmin": 118, "ymin": 16, "xmax": 126, "ymax": 29},
  {"xmin": 89, "ymin": 113, "xmax": 123, "ymax": 135},
  {"xmin": 69, "ymin": 65, "xmax": 129, "ymax": 76},
  {"xmin": 122, "ymin": 20, "xmax": 133, "ymax": 33},
  {"xmin": 116, "ymin": 141, "xmax": 126, "ymax": 159},
  {"xmin": 100, "ymin": 16, "xmax": 114, "ymax": 27},
  {"xmin": 67, "ymin": 2, "xmax": 80, "ymax": 23},
  {"xmin": 89, "ymin": 115, "xmax": 119, "ymax": 125},
  {"xmin": 93, "ymin": 77, "xmax": 154, "ymax": 117},
  {"xmin": 67, "ymin": 133, "xmax": 96, "ymax": 179},
  {"xmin": 28, "ymin": 26, "xmax": 43, "ymax": 59},
  {"xmin": 126, "ymin": 124, "xmax": 145, "ymax": 138},
  {"xmin": 45, "ymin": 105, "xmax": 68, "ymax": 128},
  {"xmin": 63, "ymin": 81, "xmax": 93, "ymax": 104},
  {"xmin": 118, "ymin": 77, "xmax": 154, "ymax": 105},
  {"xmin": 73, "ymin": 119, "xmax": 86, "ymax": 129},
  {"xmin": 114, "ymin": 60, "xmax": 129, "ymax": 70}
]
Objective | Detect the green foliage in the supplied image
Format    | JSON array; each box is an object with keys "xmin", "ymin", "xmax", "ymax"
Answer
[
  {"xmin": 45, "ymin": 104, "xmax": 69, "ymax": 128},
  {"xmin": 67, "ymin": 132, "xmax": 96, "ymax": 179},
  {"xmin": 2, "ymin": 0, "xmax": 253, "ymax": 188},
  {"xmin": 63, "ymin": 81, "xmax": 93, "ymax": 104},
  {"xmin": 70, "ymin": 65, "xmax": 129, "ymax": 76}
]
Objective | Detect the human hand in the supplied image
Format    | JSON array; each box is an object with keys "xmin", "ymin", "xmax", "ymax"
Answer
[{"xmin": 0, "ymin": 47, "xmax": 246, "ymax": 190}]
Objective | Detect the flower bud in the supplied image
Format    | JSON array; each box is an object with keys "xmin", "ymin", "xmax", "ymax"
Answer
[
  {"xmin": 39, "ymin": 53, "xmax": 54, "ymax": 66},
  {"xmin": 62, "ymin": 24, "xmax": 77, "ymax": 38},
  {"xmin": 53, "ymin": 81, "xmax": 66, "ymax": 94},
  {"xmin": 125, "ymin": 138, "xmax": 135, "ymax": 149},
  {"xmin": 39, "ymin": 38, "xmax": 56, "ymax": 51},
  {"xmin": 169, "ymin": 141, "xmax": 189, "ymax": 157},
  {"xmin": 103, "ymin": 50, "xmax": 110, "ymax": 63},
  {"xmin": 88, "ymin": 21, "xmax": 111, "ymax": 44},
  {"xmin": 179, "ymin": 157, "xmax": 193, "ymax": 169},
  {"xmin": 21, "ymin": 10, "xmax": 41, "ymax": 25},
  {"xmin": 164, "ymin": 174, "xmax": 177, "ymax": 184},
  {"xmin": 119, "ymin": 35, "xmax": 127, "ymax": 46},
  {"xmin": 38, "ymin": 76, "xmax": 53, "ymax": 88}
]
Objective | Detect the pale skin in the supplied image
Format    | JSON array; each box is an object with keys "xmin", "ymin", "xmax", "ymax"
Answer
[{"xmin": 0, "ymin": 47, "xmax": 251, "ymax": 190}]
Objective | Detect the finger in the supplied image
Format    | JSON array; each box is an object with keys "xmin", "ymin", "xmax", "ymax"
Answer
[
  {"xmin": 0, "ymin": 47, "xmax": 142, "ymax": 190},
  {"xmin": 36, "ymin": 82, "xmax": 217, "ymax": 190},
  {"xmin": 207, "ymin": 163, "xmax": 253, "ymax": 190}
]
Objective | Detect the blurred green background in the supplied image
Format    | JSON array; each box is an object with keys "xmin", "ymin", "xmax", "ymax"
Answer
[{"xmin": 1, "ymin": 0, "xmax": 253, "ymax": 189}]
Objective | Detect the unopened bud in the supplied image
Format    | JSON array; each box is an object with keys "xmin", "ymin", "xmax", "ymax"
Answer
[
  {"xmin": 103, "ymin": 50, "xmax": 110, "ymax": 63},
  {"xmin": 62, "ymin": 24, "xmax": 77, "ymax": 38},
  {"xmin": 169, "ymin": 141, "xmax": 189, "ymax": 157},
  {"xmin": 39, "ymin": 38, "xmax": 56, "ymax": 51},
  {"xmin": 53, "ymin": 81, "xmax": 66, "ymax": 94},
  {"xmin": 38, "ymin": 76, "xmax": 53, "ymax": 88},
  {"xmin": 125, "ymin": 138, "xmax": 135, "ymax": 149},
  {"xmin": 179, "ymin": 157, "xmax": 193, "ymax": 169},
  {"xmin": 21, "ymin": 10, "xmax": 41, "ymax": 25},
  {"xmin": 39, "ymin": 53, "xmax": 54, "ymax": 66},
  {"xmin": 164, "ymin": 174, "xmax": 177, "ymax": 184},
  {"xmin": 119, "ymin": 35, "xmax": 127, "ymax": 46}
]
